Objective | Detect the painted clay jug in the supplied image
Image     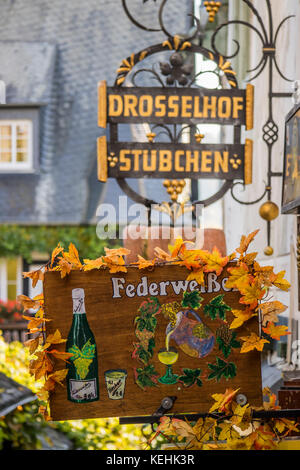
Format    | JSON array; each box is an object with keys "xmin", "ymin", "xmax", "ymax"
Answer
[{"xmin": 166, "ymin": 309, "xmax": 215, "ymax": 359}]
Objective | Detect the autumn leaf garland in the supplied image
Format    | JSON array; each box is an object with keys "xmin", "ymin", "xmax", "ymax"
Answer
[{"xmin": 20, "ymin": 230, "xmax": 291, "ymax": 416}]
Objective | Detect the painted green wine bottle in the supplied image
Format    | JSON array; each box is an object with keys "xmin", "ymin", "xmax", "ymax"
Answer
[{"xmin": 66, "ymin": 288, "xmax": 99, "ymax": 403}]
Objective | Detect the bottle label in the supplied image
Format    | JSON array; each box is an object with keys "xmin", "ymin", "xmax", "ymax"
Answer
[{"xmin": 69, "ymin": 378, "xmax": 98, "ymax": 401}]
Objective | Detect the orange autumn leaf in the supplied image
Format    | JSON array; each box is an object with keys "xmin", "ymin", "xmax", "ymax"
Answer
[
  {"xmin": 209, "ymin": 388, "xmax": 240, "ymax": 413},
  {"xmin": 57, "ymin": 257, "xmax": 73, "ymax": 278},
  {"xmin": 104, "ymin": 247, "xmax": 130, "ymax": 257},
  {"xmin": 23, "ymin": 269, "xmax": 44, "ymax": 288},
  {"xmin": 24, "ymin": 336, "xmax": 41, "ymax": 355},
  {"xmin": 262, "ymin": 322, "xmax": 291, "ymax": 341},
  {"xmin": 29, "ymin": 351, "xmax": 54, "ymax": 380},
  {"xmin": 253, "ymin": 262, "xmax": 276, "ymax": 287},
  {"xmin": 236, "ymin": 229, "xmax": 259, "ymax": 255},
  {"xmin": 226, "ymin": 262, "xmax": 253, "ymax": 290},
  {"xmin": 23, "ymin": 314, "xmax": 51, "ymax": 330},
  {"xmin": 201, "ymin": 247, "xmax": 229, "ymax": 276},
  {"xmin": 133, "ymin": 255, "xmax": 156, "ymax": 270},
  {"xmin": 240, "ymin": 252, "xmax": 258, "ymax": 265},
  {"xmin": 43, "ymin": 329, "xmax": 67, "ymax": 349},
  {"xmin": 253, "ymin": 426, "xmax": 277, "ymax": 450},
  {"xmin": 229, "ymin": 307, "xmax": 257, "ymax": 329},
  {"xmin": 48, "ymin": 350, "xmax": 74, "ymax": 362},
  {"xmin": 50, "ymin": 243, "xmax": 64, "ymax": 267},
  {"xmin": 179, "ymin": 249, "xmax": 207, "ymax": 270},
  {"xmin": 83, "ymin": 257, "xmax": 104, "ymax": 271},
  {"xmin": 240, "ymin": 332, "xmax": 269, "ymax": 353},
  {"xmin": 43, "ymin": 369, "xmax": 68, "ymax": 391},
  {"xmin": 17, "ymin": 294, "xmax": 40, "ymax": 310},
  {"xmin": 63, "ymin": 242, "xmax": 82, "ymax": 268},
  {"xmin": 272, "ymin": 270, "xmax": 291, "ymax": 291},
  {"xmin": 103, "ymin": 255, "xmax": 128, "ymax": 273},
  {"xmin": 259, "ymin": 300, "xmax": 287, "ymax": 326}
]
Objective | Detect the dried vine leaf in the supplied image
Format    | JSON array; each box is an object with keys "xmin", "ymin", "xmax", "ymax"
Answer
[
  {"xmin": 259, "ymin": 301, "xmax": 287, "ymax": 326},
  {"xmin": 236, "ymin": 229, "xmax": 259, "ymax": 255}
]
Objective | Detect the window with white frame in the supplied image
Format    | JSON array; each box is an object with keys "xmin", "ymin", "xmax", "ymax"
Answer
[
  {"xmin": 0, "ymin": 120, "xmax": 33, "ymax": 170},
  {"xmin": 0, "ymin": 258, "xmax": 23, "ymax": 301}
]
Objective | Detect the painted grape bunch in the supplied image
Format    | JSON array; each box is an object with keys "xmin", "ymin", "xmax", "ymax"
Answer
[{"xmin": 69, "ymin": 339, "xmax": 96, "ymax": 380}]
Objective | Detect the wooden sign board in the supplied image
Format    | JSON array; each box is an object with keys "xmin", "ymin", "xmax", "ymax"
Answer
[
  {"xmin": 98, "ymin": 139, "xmax": 253, "ymax": 184},
  {"xmin": 98, "ymin": 83, "xmax": 254, "ymax": 127},
  {"xmin": 44, "ymin": 265, "xmax": 262, "ymax": 421}
]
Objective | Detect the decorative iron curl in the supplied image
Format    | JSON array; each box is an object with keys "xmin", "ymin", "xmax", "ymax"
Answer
[{"xmin": 230, "ymin": 181, "xmax": 268, "ymax": 206}]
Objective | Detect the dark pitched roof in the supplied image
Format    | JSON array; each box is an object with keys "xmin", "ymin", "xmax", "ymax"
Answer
[{"xmin": 0, "ymin": 372, "xmax": 36, "ymax": 416}]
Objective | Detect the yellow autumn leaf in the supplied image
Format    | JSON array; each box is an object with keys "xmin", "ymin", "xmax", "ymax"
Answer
[
  {"xmin": 83, "ymin": 257, "xmax": 105, "ymax": 271},
  {"xmin": 240, "ymin": 332, "xmax": 269, "ymax": 353},
  {"xmin": 168, "ymin": 237, "xmax": 191, "ymax": 258},
  {"xmin": 43, "ymin": 329, "xmax": 67, "ymax": 349},
  {"xmin": 186, "ymin": 268, "xmax": 204, "ymax": 285},
  {"xmin": 57, "ymin": 257, "xmax": 73, "ymax": 278},
  {"xmin": 226, "ymin": 262, "xmax": 252, "ymax": 290},
  {"xmin": 272, "ymin": 270, "xmax": 291, "ymax": 291},
  {"xmin": 24, "ymin": 336, "xmax": 41, "ymax": 355},
  {"xmin": 239, "ymin": 279, "xmax": 264, "ymax": 309},
  {"xmin": 229, "ymin": 307, "xmax": 257, "ymax": 329},
  {"xmin": 209, "ymin": 388, "xmax": 240, "ymax": 413}
]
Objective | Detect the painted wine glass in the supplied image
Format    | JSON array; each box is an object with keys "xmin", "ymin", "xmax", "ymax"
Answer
[{"xmin": 158, "ymin": 346, "xmax": 179, "ymax": 384}]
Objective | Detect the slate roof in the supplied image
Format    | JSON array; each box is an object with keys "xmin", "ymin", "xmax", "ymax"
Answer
[
  {"xmin": 0, "ymin": 371, "xmax": 36, "ymax": 416},
  {"xmin": 0, "ymin": 0, "xmax": 192, "ymax": 224}
]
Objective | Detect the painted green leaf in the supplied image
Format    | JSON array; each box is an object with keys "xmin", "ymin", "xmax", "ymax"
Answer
[
  {"xmin": 216, "ymin": 331, "xmax": 241, "ymax": 358},
  {"xmin": 181, "ymin": 291, "xmax": 203, "ymax": 310},
  {"xmin": 204, "ymin": 294, "xmax": 231, "ymax": 321},
  {"xmin": 207, "ymin": 357, "xmax": 237, "ymax": 382},
  {"xmin": 178, "ymin": 368, "xmax": 203, "ymax": 388},
  {"xmin": 135, "ymin": 364, "xmax": 159, "ymax": 390}
]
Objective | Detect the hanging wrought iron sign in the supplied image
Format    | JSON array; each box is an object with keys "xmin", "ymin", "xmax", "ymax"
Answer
[{"xmin": 97, "ymin": 6, "xmax": 254, "ymax": 210}]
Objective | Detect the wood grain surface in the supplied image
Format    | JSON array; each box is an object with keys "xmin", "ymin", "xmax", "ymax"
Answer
[{"xmin": 44, "ymin": 265, "xmax": 262, "ymax": 421}]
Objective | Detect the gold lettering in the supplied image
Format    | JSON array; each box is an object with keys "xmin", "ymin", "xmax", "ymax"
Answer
[
  {"xmin": 139, "ymin": 95, "xmax": 153, "ymax": 117},
  {"xmin": 232, "ymin": 97, "xmax": 244, "ymax": 119},
  {"xmin": 218, "ymin": 97, "xmax": 231, "ymax": 118},
  {"xmin": 168, "ymin": 96, "xmax": 179, "ymax": 117},
  {"xmin": 186, "ymin": 150, "xmax": 199, "ymax": 172},
  {"xmin": 159, "ymin": 150, "xmax": 172, "ymax": 171},
  {"xmin": 194, "ymin": 96, "xmax": 203, "ymax": 118},
  {"xmin": 214, "ymin": 151, "xmax": 228, "ymax": 173},
  {"xmin": 155, "ymin": 95, "xmax": 166, "ymax": 117},
  {"xmin": 201, "ymin": 151, "xmax": 212, "ymax": 172},
  {"xmin": 203, "ymin": 96, "xmax": 217, "ymax": 118},
  {"xmin": 109, "ymin": 95, "xmax": 123, "ymax": 117},
  {"xmin": 119, "ymin": 150, "xmax": 131, "ymax": 171},
  {"xmin": 143, "ymin": 150, "xmax": 156, "ymax": 172},
  {"xmin": 123, "ymin": 95, "xmax": 138, "ymax": 117},
  {"xmin": 181, "ymin": 96, "xmax": 192, "ymax": 118},
  {"xmin": 132, "ymin": 150, "xmax": 142, "ymax": 171},
  {"xmin": 174, "ymin": 150, "xmax": 184, "ymax": 172}
]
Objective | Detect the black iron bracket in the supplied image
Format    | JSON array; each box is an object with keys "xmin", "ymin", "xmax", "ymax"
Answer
[{"xmin": 119, "ymin": 408, "xmax": 300, "ymax": 426}]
